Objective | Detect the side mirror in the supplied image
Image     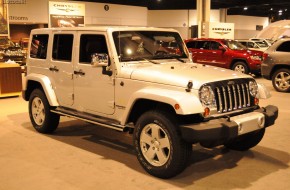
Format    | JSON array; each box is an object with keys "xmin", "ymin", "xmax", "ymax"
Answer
[
  {"xmin": 218, "ymin": 46, "xmax": 225, "ymax": 51},
  {"xmin": 91, "ymin": 53, "xmax": 109, "ymax": 67}
]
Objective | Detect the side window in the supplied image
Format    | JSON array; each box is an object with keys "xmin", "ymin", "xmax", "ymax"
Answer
[
  {"xmin": 79, "ymin": 34, "xmax": 108, "ymax": 63},
  {"xmin": 196, "ymin": 41, "xmax": 208, "ymax": 49},
  {"xmin": 52, "ymin": 34, "xmax": 74, "ymax": 61},
  {"xmin": 248, "ymin": 42, "xmax": 255, "ymax": 48},
  {"xmin": 210, "ymin": 41, "xmax": 221, "ymax": 50},
  {"xmin": 276, "ymin": 41, "xmax": 290, "ymax": 52},
  {"xmin": 202, "ymin": 41, "xmax": 210, "ymax": 50},
  {"xmin": 186, "ymin": 41, "xmax": 196, "ymax": 49},
  {"xmin": 30, "ymin": 34, "xmax": 49, "ymax": 59},
  {"xmin": 240, "ymin": 42, "xmax": 247, "ymax": 47}
]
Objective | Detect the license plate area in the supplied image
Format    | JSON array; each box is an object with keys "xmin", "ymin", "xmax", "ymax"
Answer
[{"xmin": 231, "ymin": 112, "xmax": 265, "ymax": 135}]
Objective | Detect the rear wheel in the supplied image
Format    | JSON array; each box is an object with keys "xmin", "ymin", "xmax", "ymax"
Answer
[
  {"xmin": 232, "ymin": 61, "xmax": 249, "ymax": 74},
  {"xmin": 29, "ymin": 89, "xmax": 60, "ymax": 133},
  {"xmin": 224, "ymin": 128, "xmax": 265, "ymax": 151},
  {"xmin": 133, "ymin": 110, "xmax": 191, "ymax": 179},
  {"xmin": 272, "ymin": 68, "xmax": 290, "ymax": 92}
]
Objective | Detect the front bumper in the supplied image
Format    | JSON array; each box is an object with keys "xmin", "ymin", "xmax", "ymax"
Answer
[{"xmin": 180, "ymin": 105, "xmax": 278, "ymax": 143}]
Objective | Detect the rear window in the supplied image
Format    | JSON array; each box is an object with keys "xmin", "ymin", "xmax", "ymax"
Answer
[
  {"xmin": 276, "ymin": 41, "xmax": 290, "ymax": 52},
  {"xmin": 30, "ymin": 34, "xmax": 49, "ymax": 59}
]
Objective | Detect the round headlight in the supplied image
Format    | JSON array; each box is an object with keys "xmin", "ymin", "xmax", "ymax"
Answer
[
  {"xmin": 199, "ymin": 85, "xmax": 216, "ymax": 107},
  {"xmin": 249, "ymin": 81, "xmax": 258, "ymax": 97}
]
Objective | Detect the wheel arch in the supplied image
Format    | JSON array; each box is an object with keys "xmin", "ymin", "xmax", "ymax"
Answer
[
  {"xmin": 23, "ymin": 74, "xmax": 59, "ymax": 106},
  {"xmin": 269, "ymin": 65, "xmax": 290, "ymax": 79},
  {"xmin": 230, "ymin": 59, "xmax": 248, "ymax": 69},
  {"xmin": 120, "ymin": 88, "xmax": 203, "ymax": 125}
]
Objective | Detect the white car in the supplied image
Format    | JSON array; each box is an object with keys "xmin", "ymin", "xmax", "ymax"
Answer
[
  {"xmin": 237, "ymin": 40, "xmax": 268, "ymax": 51},
  {"xmin": 22, "ymin": 26, "xmax": 278, "ymax": 179},
  {"xmin": 250, "ymin": 38, "xmax": 273, "ymax": 46}
]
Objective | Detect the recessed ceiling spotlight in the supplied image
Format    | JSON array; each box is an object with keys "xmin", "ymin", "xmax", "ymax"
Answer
[
  {"xmin": 270, "ymin": 8, "xmax": 273, "ymax": 11},
  {"xmin": 244, "ymin": 7, "xmax": 248, "ymax": 10},
  {"xmin": 279, "ymin": 10, "xmax": 283, "ymax": 13}
]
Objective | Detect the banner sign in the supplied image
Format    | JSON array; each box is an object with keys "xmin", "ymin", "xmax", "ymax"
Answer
[
  {"xmin": 205, "ymin": 22, "xmax": 235, "ymax": 39},
  {"xmin": 49, "ymin": 1, "xmax": 85, "ymax": 27},
  {"xmin": 0, "ymin": 0, "xmax": 9, "ymax": 36}
]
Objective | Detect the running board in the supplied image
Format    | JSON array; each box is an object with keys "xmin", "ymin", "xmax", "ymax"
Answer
[{"xmin": 51, "ymin": 109, "xmax": 126, "ymax": 132}]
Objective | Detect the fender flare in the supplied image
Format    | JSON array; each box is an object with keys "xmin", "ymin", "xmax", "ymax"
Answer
[
  {"xmin": 25, "ymin": 73, "xmax": 59, "ymax": 106},
  {"xmin": 120, "ymin": 87, "xmax": 203, "ymax": 125}
]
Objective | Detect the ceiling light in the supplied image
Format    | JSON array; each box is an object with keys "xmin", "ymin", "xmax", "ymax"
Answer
[
  {"xmin": 279, "ymin": 10, "xmax": 282, "ymax": 13},
  {"xmin": 270, "ymin": 8, "xmax": 273, "ymax": 11},
  {"xmin": 244, "ymin": 7, "xmax": 248, "ymax": 10}
]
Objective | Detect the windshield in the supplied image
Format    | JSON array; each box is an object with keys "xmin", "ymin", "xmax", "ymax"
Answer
[
  {"xmin": 113, "ymin": 31, "xmax": 188, "ymax": 62},
  {"xmin": 223, "ymin": 40, "xmax": 245, "ymax": 50}
]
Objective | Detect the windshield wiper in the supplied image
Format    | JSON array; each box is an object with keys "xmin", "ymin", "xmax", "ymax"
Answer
[
  {"xmin": 142, "ymin": 58, "xmax": 160, "ymax": 64},
  {"xmin": 153, "ymin": 54, "xmax": 186, "ymax": 63}
]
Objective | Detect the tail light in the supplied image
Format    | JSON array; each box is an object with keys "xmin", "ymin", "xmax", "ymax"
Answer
[{"xmin": 263, "ymin": 53, "xmax": 269, "ymax": 61}]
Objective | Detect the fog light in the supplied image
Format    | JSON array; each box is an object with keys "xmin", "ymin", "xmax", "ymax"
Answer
[
  {"xmin": 203, "ymin": 107, "xmax": 210, "ymax": 117},
  {"xmin": 258, "ymin": 116, "xmax": 265, "ymax": 127}
]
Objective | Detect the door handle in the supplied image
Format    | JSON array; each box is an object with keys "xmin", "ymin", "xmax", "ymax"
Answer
[
  {"xmin": 49, "ymin": 66, "xmax": 59, "ymax": 72},
  {"xmin": 74, "ymin": 69, "xmax": 85, "ymax": 76}
]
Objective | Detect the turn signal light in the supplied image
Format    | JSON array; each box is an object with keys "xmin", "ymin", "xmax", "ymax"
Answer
[
  {"xmin": 263, "ymin": 53, "xmax": 269, "ymax": 61},
  {"xmin": 254, "ymin": 98, "xmax": 259, "ymax": 105},
  {"xmin": 174, "ymin": 104, "xmax": 180, "ymax": 110}
]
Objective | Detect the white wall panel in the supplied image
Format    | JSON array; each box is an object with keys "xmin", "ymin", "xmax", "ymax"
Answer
[
  {"xmin": 8, "ymin": 0, "xmax": 147, "ymax": 26},
  {"xmin": 226, "ymin": 15, "xmax": 269, "ymax": 39}
]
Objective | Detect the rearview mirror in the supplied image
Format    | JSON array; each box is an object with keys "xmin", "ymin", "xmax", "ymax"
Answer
[{"xmin": 91, "ymin": 53, "xmax": 109, "ymax": 67}]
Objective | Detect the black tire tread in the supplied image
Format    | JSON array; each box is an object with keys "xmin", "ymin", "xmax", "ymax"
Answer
[
  {"xmin": 29, "ymin": 89, "xmax": 60, "ymax": 134},
  {"xmin": 271, "ymin": 68, "xmax": 290, "ymax": 92},
  {"xmin": 133, "ymin": 110, "xmax": 191, "ymax": 179}
]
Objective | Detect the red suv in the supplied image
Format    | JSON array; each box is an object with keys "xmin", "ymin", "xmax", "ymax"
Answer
[{"xmin": 185, "ymin": 38, "xmax": 263, "ymax": 74}]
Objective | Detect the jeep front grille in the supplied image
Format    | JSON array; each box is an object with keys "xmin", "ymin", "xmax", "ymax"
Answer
[{"xmin": 214, "ymin": 81, "xmax": 252, "ymax": 113}]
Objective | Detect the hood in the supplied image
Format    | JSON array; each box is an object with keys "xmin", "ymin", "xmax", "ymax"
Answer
[{"xmin": 127, "ymin": 61, "xmax": 252, "ymax": 89}]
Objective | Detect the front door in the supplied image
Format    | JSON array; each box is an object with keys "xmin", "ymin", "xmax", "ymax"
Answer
[
  {"xmin": 206, "ymin": 41, "xmax": 226, "ymax": 68},
  {"xmin": 73, "ymin": 32, "xmax": 115, "ymax": 115}
]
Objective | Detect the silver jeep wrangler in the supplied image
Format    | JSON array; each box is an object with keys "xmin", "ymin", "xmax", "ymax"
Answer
[{"xmin": 22, "ymin": 26, "xmax": 278, "ymax": 179}]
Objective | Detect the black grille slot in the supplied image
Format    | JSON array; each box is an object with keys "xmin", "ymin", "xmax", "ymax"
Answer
[{"xmin": 215, "ymin": 82, "xmax": 252, "ymax": 113}]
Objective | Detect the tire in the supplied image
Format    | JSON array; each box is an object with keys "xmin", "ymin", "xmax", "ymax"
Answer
[
  {"xmin": 133, "ymin": 110, "xmax": 191, "ymax": 179},
  {"xmin": 272, "ymin": 68, "xmax": 290, "ymax": 92},
  {"xmin": 232, "ymin": 61, "xmax": 249, "ymax": 74},
  {"xmin": 224, "ymin": 128, "xmax": 265, "ymax": 151},
  {"xmin": 29, "ymin": 89, "xmax": 60, "ymax": 133}
]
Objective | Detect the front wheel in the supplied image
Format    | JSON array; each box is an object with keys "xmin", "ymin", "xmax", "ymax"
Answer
[
  {"xmin": 29, "ymin": 89, "xmax": 60, "ymax": 133},
  {"xmin": 224, "ymin": 128, "xmax": 265, "ymax": 151},
  {"xmin": 232, "ymin": 61, "xmax": 249, "ymax": 74},
  {"xmin": 133, "ymin": 110, "xmax": 191, "ymax": 179},
  {"xmin": 272, "ymin": 68, "xmax": 290, "ymax": 92}
]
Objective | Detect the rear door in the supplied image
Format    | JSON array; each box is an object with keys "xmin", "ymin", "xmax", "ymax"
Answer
[{"xmin": 49, "ymin": 32, "xmax": 75, "ymax": 107}]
